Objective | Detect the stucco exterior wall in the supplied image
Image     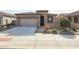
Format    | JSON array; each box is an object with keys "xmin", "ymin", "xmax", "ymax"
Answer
[
  {"xmin": 71, "ymin": 16, "xmax": 79, "ymax": 28},
  {"xmin": 71, "ymin": 23, "xmax": 79, "ymax": 28},
  {"xmin": 47, "ymin": 16, "xmax": 59, "ymax": 28},
  {"xmin": 64, "ymin": 16, "xmax": 79, "ymax": 28}
]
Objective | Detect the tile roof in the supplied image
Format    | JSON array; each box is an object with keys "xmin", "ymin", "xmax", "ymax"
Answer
[
  {"xmin": 0, "ymin": 11, "xmax": 16, "ymax": 17},
  {"xmin": 59, "ymin": 13, "xmax": 69, "ymax": 16},
  {"xmin": 36, "ymin": 10, "xmax": 48, "ymax": 12},
  {"xmin": 47, "ymin": 13, "xmax": 57, "ymax": 16},
  {"xmin": 15, "ymin": 12, "xmax": 38, "ymax": 15},
  {"xmin": 68, "ymin": 11, "xmax": 79, "ymax": 16}
]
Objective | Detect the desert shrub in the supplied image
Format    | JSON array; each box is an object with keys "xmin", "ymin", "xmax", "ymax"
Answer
[
  {"xmin": 72, "ymin": 28, "xmax": 77, "ymax": 32},
  {"xmin": 44, "ymin": 24, "xmax": 49, "ymax": 31},
  {"xmin": 52, "ymin": 29, "xmax": 57, "ymax": 34}
]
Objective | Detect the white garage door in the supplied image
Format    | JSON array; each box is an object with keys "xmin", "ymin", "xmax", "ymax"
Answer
[{"xmin": 20, "ymin": 18, "xmax": 38, "ymax": 27}]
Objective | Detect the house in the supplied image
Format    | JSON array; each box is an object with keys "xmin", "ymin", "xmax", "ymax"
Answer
[
  {"xmin": 15, "ymin": 10, "xmax": 57, "ymax": 28},
  {"xmin": 67, "ymin": 11, "xmax": 79, "ymax": 28},
  {"xmin": 57, "ymin": 11, "xmax": 79, "ymax": 29},
  {"xmin": 15, "ymin": 10, "xmax": 79, "ymax": 29},
  {"xmin": 0, "ymin": 11, "xmax": 16, "ymax": 27}
]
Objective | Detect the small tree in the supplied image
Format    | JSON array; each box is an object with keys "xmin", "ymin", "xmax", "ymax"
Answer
[{"xmin": 59, "ymin": 17, "xmax": 71, "ymax": 30}]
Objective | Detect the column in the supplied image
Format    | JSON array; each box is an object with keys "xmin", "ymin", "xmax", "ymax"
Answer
[
  {"xmin": 71, "ymin": 17, "xmax": 74, "ymax": 24},
  {"xmin": 44, "ymin": 15, "xmax": 48, "ymax": 25},
  {"xmin": 38, "ymin": 16, "xmax": 40, "ymax": 27},
  {"xmin": 16, "ymin": 17, "xmax": 19, "ymax": 26},
  {"xmin": 78, "ymin": 16, "xmax": 79, "ymax": 23}
]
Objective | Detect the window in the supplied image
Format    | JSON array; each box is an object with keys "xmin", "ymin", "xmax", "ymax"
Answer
[
  {"xmin": 74, "ymin": 16, "xmax": 78, "ymax": 23},
  {"xmin": 48, "ymin": 16, "xmax": 53, "ymax": 23},
  {"xmin": 68, "ymin": 17, "xmax": 71, "ymax": 22}
]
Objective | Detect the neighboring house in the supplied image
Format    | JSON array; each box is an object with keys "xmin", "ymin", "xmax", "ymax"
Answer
[
  {"xmin": 67, "ymin": 11, "xmax": 79, "ymax": 28},
  {"xmin": 57, "ymin": 11, "xmax": 79, "ymax": 28},
  {"xmin": 58, "ymin": 13, "xmax": 69, "ymax": 20},
  {"xmin": 0, "ymin": 11, "xmax": 16, "ymax": 26},
  {"xmin": 15, "ymin": 10, "xmax": 57, "ymax": 28}
]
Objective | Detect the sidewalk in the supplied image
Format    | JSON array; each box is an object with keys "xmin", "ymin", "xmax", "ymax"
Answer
[{"xmin": 0, "ymin": 33, "xmax": 79, "ymax": 49}]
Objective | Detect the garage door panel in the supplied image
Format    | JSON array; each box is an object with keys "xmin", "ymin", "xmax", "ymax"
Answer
[{"xmin": 20, "ymin": 18, "xmax": 38, "ymax": 27}]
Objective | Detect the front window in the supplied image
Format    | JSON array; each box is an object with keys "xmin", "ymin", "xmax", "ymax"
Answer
[
  {"xmin": 74, "ymin": 16, "xmax": 78, "ymax": 23},
  {"xmin": 68, "ymin": 17, "xmax": 71, "ymax": 22},
  {"xmin": 48, "ymin": 16, "xmax": 53, "ymax": 23}
]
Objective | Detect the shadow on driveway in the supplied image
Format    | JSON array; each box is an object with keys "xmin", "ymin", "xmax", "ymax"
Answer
[{"xmin": 59, "ymin": 31, "xmax": 76, "ymax": 39}]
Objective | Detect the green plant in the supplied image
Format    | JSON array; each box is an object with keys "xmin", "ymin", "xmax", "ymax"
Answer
[
  {"xmin": 52, "ymin": 29, "xmax": 57, "ymax": 34},
  {"xmin": 59, "ymin": 17, "xmax": 71, "ymax": 30},
  {"xmin": 72, "ymin": 28, "xmax": 77, "ymax": 32},
  {"xmin": 47, "ymin": 29, "xmax": 53, "ymax": 33}
]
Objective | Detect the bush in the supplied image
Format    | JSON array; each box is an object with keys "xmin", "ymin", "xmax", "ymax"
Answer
[
  {"xmin": 59, "ymin": 18, "xmax": 71, "ymax": 30},
  {"xmin": 72, "ymin": 28, "xmax": 77, "ymax": 32},
  {"xmin": 44, "ymin": 24, "xmax": 49, "ymax": 31},
  {"xmin": 52, "ymin": 29, "xmax": 57, "ymax": 34}
]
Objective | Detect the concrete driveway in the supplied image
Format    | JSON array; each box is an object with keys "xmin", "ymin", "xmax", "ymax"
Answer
[
  {"xmin": 0, "ymin": 27, "xmax": 37, "ymax": 48},
  {"xmin": 1, "ymin": 27, "xmax": 37, "ymax": 36}
]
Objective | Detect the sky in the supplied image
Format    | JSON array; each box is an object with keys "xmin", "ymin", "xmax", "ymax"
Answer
[
  {"xmin": 1, "ymin": 10, "xmax": 76, "ymax": 14},
  {"xmin": 0, "ymin": 0, "xmax": 79, "ymax": 14}
]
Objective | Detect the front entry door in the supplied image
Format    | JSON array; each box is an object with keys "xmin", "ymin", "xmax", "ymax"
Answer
[{"xmin": 40, "ymin": 16, "xmax": 44, "ymax": 26}]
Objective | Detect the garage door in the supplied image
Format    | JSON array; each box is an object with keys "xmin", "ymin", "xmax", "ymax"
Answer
[{"xmin": 20, "ymin": 18, "xmax": 38, "ymax": 27}]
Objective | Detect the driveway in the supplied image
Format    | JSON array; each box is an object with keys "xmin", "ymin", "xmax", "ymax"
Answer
[
  {"xmin": 0, "ymin": 27, "xmax": 37, "ymax": 48},
  {"xmin": 0, "ymin": 26, "xmax": 37, "ymax": 36}
]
